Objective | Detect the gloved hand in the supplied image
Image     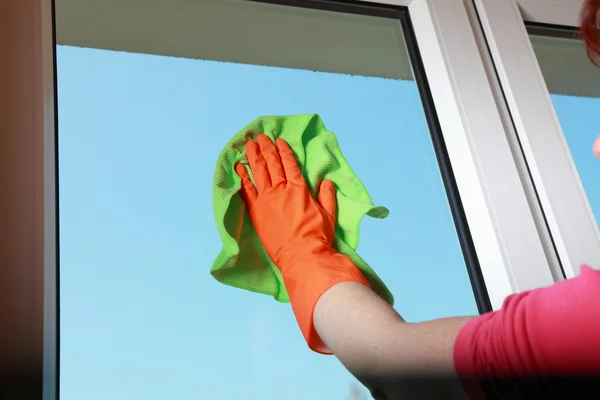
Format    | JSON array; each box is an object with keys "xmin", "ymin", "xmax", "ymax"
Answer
[{"xmin": 235, "ymin": 134, "xmax": 369, "ymax": 354}]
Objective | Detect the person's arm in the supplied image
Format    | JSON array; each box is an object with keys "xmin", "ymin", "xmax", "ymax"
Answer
[
  {"xmin": 314, "ymin": 281, "xmax": 473, "ymax": 399},
  {"xmin": 313, "ymin": 266, "xmax": 600, "ymax": 399}
]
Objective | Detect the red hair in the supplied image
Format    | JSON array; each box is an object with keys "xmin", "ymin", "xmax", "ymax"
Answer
[{"xmin": 581, "ymin": 0, "xmax": 600, "ymax": 67}]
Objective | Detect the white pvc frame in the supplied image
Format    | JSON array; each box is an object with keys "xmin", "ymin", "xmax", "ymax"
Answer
[
  {"xmin": 408, "ymin": 0, "xmax": 555, "ymax": 309},
  {"xmin": 474, "ymin": 0, "xmax": 600, "ymax": 279}
]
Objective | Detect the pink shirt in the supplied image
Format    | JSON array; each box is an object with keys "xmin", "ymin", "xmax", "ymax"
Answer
[{"xmin": 454, "ymin": 266, "xmax": 600, "ymax": 399}]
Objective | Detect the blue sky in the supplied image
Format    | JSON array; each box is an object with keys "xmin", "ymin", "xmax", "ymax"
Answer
[
  {"xmin": 551, "ymin": 95, "xmax": 600, "ymax": 224},
  {"xmin": 56, "ymin": 45, "xmax": 598, "ymax": 400}
]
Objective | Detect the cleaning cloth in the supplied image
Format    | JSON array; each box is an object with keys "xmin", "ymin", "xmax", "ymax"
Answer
[{"xmin": 211, "ymin": 113, "xmax": 394, "ymax": 306}]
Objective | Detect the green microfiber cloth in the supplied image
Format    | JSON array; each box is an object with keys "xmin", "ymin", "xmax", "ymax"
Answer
[{"xmin": 211, "ymin": 113, "xmax": 394, "ymax": 306}]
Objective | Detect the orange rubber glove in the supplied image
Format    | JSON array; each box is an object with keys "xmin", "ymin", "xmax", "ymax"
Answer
[{"xmin": 235, "ymin": 134, "xmax": 370, "ymax": 355}]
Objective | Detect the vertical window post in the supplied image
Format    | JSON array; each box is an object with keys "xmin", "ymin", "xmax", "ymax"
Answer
[{"xmin": 0, "ymin": 0, "xmax": 58, "ymax": 399}]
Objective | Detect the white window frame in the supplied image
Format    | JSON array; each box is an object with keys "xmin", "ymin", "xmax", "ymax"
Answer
[
  {"xmin": 408, "ymin": 0, "xmax": 555, "ymax": 309},
  {"xmin": 474, "ymin": 0, "xmax": 600, "ymax": 279}
]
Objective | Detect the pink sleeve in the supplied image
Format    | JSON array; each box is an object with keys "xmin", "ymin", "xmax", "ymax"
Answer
[{"xmin": 454, "ymin": 265, "xmax": 600, "ymax": 398}]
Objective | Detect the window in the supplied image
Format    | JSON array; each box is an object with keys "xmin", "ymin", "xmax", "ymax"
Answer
[
  {"xmin": 5, "ymin": 0, "xmax": 570, "ymax": 399},
  {"xmin": 55, "ymin": 1, "xmax": 488, "ymax": 399}
]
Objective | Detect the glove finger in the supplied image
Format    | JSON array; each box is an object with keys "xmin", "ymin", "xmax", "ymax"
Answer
[
  {"xmin": 246, "ymin": 140, "xmax": 272, "ymax": 193},
  {"xmin": 275, "ymin": 138, "xmax": 304, "ymax": 185},
  {"xmin": 235, "ymin": 163, "xmax": 258, "ymax": 210},
  {"xmin": 257, "ymin": 134, "xmax": 286, "ymax": 188}
]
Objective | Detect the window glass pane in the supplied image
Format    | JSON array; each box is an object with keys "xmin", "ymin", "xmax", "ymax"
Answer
[
  {"xmin": 57, "ymin": 3, "xmax": 478, "ymax": 399},
  {"xmin": 530, "ymin": 34, "xmax": 600, "ymax": 229}
]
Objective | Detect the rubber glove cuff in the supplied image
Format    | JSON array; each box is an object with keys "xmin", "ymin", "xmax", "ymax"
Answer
[{"xmin": 279, "ymin": 242, "xmax": 370, "ymax": 354}]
